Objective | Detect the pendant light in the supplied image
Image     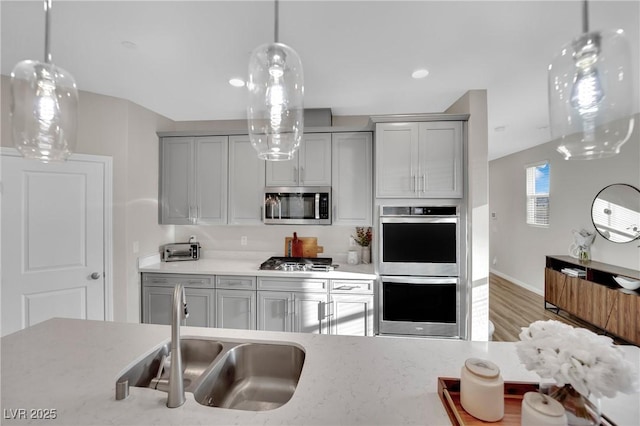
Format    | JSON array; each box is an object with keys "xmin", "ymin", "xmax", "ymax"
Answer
[
  {"xmin": 247, "ymin": 0, "xmax": 304, "ymax": 161},
  {"xmin": 10, "ymin": 0, "xmax": 78, "ymax": 163},
  {"xmin": 548, "ymin": 0, "xmax": 634, "ymax": 160}
]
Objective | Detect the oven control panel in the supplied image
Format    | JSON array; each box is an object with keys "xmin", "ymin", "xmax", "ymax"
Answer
[{"xmin": 381, "ymin": 206, "xmax": 458, "ymax": 216}]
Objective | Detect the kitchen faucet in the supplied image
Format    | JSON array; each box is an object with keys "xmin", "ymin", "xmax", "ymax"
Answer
[{"xmin": 167, "ymin": 283, "xmax": 189, "ymax": 408}]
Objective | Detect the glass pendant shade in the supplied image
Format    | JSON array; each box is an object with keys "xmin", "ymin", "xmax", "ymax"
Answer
[
  {"xmin": 10, "ymin": 60, "xmax": 78, "ymax": 162},
  {"xmin": 247, "ymin": 42, "xmax": 304, "ymax": 161},
  {"xmin": 549, "ymin": 29, "xmax": 634, "ymax": 160}
]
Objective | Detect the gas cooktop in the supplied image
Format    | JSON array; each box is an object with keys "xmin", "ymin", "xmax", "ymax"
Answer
[{"xmin": 259, "ymin": 256, "xmax": 334, "ymax": 272}]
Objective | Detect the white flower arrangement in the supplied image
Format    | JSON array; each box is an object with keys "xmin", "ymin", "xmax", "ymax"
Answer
[{"xmin": 516, "ymin": 320, "xmax": 638, "ymax": 398}]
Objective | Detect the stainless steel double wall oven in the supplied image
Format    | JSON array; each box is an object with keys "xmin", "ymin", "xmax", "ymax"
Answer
[{"xmin": 378, "ymin": 205, "xmax": 466, "ymax": 338}]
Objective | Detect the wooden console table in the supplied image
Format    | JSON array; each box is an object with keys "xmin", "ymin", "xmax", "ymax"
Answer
[{"xmin": 545, "ymin": 255, "xmax": 640, "ymax": 345}]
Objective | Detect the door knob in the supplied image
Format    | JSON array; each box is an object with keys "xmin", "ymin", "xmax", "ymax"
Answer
[{"xmin": 90, "ymin": 272, "xmax": 101, "ymax": 280}]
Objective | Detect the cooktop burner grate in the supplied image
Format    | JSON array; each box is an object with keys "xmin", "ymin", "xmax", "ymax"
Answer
[{"xmin": 259, "ymin": 256, "xmax": 334, "ymax": 272}]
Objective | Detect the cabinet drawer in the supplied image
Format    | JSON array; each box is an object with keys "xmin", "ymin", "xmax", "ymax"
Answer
[
  {"xmin": 330, "ymin": 280, "xmax": 374, "ymax": 294},
  {"xmin": 216, "ymin": 275, "xmax": 257, "ymax": 290},
  {"xmin": 258, "ymin": 277, "xmax": 328, "ymax": 292},
  {"xmin": 142, "ymin": 273, "xmax": 213, "ymax": 288}
]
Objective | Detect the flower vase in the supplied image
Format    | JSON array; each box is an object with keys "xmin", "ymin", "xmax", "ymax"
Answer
[
  {"xmin": 547, "ymin": 384, "xmax": 601, "ymax": 426},
  {"xmin": 361, "ymin": 246, "xmax": 371, "ymax": 264}
]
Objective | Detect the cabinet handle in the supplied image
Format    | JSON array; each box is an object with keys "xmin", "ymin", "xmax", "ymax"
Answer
[
  {"xmin": 336, "ymin": 285, "xmax": 357, "ymax": 291},
  {"xmin": 293, "ymin": 166, "xmax": 298, "ymax": 183},
  {"xmin": 422, "ymin": 174, "xmax": 426, "ymax": 193},
  {"xmin": 318, "ymin": 301, "xmax": 334, "ymax": 320},
  {"xmin": 300, "ymin": 166, "xmax": 305, "ymax": 184},
  {"xmin": 414, "ymin": 174, "xmax": 419, "ymax": 194}
]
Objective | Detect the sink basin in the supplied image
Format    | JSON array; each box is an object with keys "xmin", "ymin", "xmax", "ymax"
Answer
[
  {"xmin": 193, "ymin": 343, "xmax": 306, "ymax": 411},
  {"xmin": 116, "ymin": 338, "xmax": 223, "ymax": 394}
]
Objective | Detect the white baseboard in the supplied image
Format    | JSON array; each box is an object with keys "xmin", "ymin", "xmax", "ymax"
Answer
[{"xmin": 489, "ymin": 269, "xmax": 544, "ymax": 296}]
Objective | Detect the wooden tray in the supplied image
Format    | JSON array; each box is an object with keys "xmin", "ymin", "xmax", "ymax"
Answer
[
  {"xmin": 437, "ymin": 377, "xmax": 615, "ymax": 425},
  {"xmin": 437, "ymin": 377, "xmax": 537, "ymax": 425}
]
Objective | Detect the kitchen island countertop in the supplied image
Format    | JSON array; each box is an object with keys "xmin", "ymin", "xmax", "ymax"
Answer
[{"xmin": 1, "ymin": 318, "xmax": 639, "ymax": 425}]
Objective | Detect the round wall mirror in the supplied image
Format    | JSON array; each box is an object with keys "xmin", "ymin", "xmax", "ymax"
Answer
[{"xmin": 591, "ymin": 184, "xmax": 640, "ymax": 243}]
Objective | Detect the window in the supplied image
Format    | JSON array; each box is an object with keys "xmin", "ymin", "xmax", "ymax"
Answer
[{"xmin": 526, "ymin": 162, "xmax": 550, "ymax": 226}]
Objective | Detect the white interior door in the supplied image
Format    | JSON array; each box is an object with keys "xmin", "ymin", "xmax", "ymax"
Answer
[{"xmin": 1, "ymin": 152, "xmax": 107, "ymax": 336}]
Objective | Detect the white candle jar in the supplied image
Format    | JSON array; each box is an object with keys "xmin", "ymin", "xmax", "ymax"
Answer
[
  {"xmin": 460, "ymin": 358, "xmax": 504, "ymax": 422},
  {"xmin": 521, "ymin": 392, "xmax": 568, "ymax": 426}
]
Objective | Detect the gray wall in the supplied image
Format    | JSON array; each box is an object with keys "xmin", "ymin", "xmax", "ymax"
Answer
[
  {"xmin": 489, "ymin": 114, "xmax": 640, "ymax": 294},
  {"xmin": 446, "ymin": 90, "xmax": 489, "ymax": 340}
]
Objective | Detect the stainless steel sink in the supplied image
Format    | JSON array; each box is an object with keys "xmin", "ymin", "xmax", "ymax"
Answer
[
  {"xmin": 116, "ymin": 338, "xmax": 305, "ymax": 411},
  {"xmin": 116, "ymin": 338, "xmax": 223, "ymax": 394},
  {"xmin": 193, "ymin": 343, "xmax": 305, "ymax": 411}
]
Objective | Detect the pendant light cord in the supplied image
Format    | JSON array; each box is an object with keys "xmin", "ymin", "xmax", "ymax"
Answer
[
  {"xmin": 582, "ymin": 0, "xmax": 589, "ymax": 34},
  {"xmin": 44, "ymin": 0, "xmax": 52, "ymax": 63},
  {"xmin": 274, "ymin": 0, "xmax": 279, "ymax": 43}
]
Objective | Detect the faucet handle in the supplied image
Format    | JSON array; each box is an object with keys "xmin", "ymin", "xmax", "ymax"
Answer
[{"xmin": 181, "ymin": 286, "xmax": 189, "ymax": 319}]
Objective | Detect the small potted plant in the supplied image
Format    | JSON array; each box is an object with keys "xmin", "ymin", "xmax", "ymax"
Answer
[{"xmin": 352, "ymin": 227, "xmax": 372, "ymax": 264}]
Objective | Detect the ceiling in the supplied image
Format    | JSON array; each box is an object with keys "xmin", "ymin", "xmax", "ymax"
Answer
[{"xmin": 1, "ymin": 1, "xmax": 638, "ymax": 160}]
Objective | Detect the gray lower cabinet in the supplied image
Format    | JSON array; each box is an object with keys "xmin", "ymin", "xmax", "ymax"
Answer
[
  {"xmin": 329, "ymin": 280, "xmax": 375, "ymax": 336},
  {"xmin": 215, "ymin": 276, "xmax": 257, "ymax": 330},
  {"xmin": 257, "ymin": 278, "xmax": 330, "ymax": 334},
  {"xmin": 141, "ymin": 273, "xmax": 215, "ymax": 327},
  {"xmin": 142, "ymin": 273, "xmax": 374, "ymax": 336}
]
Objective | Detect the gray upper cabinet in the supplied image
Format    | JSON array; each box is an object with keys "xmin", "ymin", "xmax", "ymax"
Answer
[
  {"xmin": 228, "ymin": 136, "xmax": 265, "ymax": 224},
  {"xmin": 375, "ymin": 121, "xmax": 463, "ymax": 198},
  {"xmin": 160, "ymin": 136, "xmax": 228, "ymax": 224},
  {"xmin": 265, "ymin": 133, "xmax": 332, "ymax": 186},
  {"xmin": 332, "ymin": 132, "xmax": 372, "ymax": 226}
]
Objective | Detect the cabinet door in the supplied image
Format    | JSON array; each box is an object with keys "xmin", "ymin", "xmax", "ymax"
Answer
[
  {"xmin": 375, "ymin": 123, "xmax": 419, "ymax": 197},
  {"xmin": 265, "ymin": 153, "xmax": 298, "ymax": 186},
  {"xmin": 293, "ymin": 292, "xmax": 328, "ymax": 334},
  {"xmin": 299, "ymin": 133, "xmax": 331, "ymax": 186},
  {"xmin": 257, "ymin": 291, "xmax": 293, "ymax": 332},
  {"xmin": 418, "ymin": 122, "xmax": 463, "ymax": 198},
  {"xmin": 609, "ymin": 291, "xmax": 638, "ymax": 344},
  {"xmin": 142, "ymin": 286, "xmax": 215, "ymax": 327},
  {"xmin": 228, "ymin": 136, "xmax": 265, "ymax": 224},
  {"xmin": 544, "ymin": 268, "xmax": 568, "ymax": 309},
  {"xmin": 330, "ymin": 294, "xmax": 375, "ymax": 336},
  {"xmin": 589, "ymin": 283, "xmax": 617, "ymax": 329},
  {"xmin": 159, "ymin": 137, "xmax": 194, "ymax": 224},
  {"xmin": 265, "ymin": 133, "xmax": 332, "ymax": 186},
  {"xmin": 195, "ymin": 136, "xmax": 228, "ymax": 224},
  {"xmin": 332, "ymin": 132, "xmax": 372, "ymax": 226},
  {"xmin": 184, "ymin": 287, "xmax": 216, "ymax": 327},
  {"xmin": 216, "ymin": 289, "xmax": 256, "ymax": 330}
]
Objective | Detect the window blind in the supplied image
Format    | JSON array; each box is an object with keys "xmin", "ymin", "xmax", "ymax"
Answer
[{"xmin": 526, "ymin": 162, "xmax": 550, "ymax": 226}]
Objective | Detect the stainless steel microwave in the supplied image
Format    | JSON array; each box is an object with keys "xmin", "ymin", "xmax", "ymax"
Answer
[{"xmin": 264, "ymin": 187, "xmax": 331, "ymax": 225}]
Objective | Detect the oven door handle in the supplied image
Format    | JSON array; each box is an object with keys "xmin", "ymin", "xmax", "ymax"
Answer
[{"xmin": 380, "ymin": 276, "xmax": 457, "ymax": 285}]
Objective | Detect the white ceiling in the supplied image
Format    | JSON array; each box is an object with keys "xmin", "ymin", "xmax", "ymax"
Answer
[{"xmin": 1, "ymin": 0, "xmax": 638, "ymax": 160}]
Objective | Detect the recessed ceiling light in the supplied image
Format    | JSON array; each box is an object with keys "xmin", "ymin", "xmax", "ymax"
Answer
[
  {"xmin": 229, "ymin": 78, "xmax": 245, "ymax": 88},
  {"xmin": 411, "ymin": 69, "xmax": 430, "ymax": 79}
]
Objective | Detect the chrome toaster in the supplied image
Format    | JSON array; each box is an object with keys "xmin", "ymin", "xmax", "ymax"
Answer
[{"xmin": 161, "ymin": 242, "xmax": 200, "ymax": 262}]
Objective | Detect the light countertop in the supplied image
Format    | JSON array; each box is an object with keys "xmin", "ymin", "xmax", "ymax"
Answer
[
  {"xmin": 139, "ymin": 255, "xmax": 377, "ymax": 281},
  {"xmin": 1, "ymin": 318, "xmax": 639, "ymax": 425}
]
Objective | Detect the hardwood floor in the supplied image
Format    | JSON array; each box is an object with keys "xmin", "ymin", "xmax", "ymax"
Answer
[{"xmin": 489, "ymin": 273, "xmax": 627, "ymax": 344}]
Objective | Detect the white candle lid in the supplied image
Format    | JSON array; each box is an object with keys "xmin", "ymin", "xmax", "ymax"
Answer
[
  {"xmin": 464, "ymin": 358, "xmax": 500, "ymax": 379},
  {"xmin": 523, "ymin": 392, "xmax": 566, "ymax": 417}
]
